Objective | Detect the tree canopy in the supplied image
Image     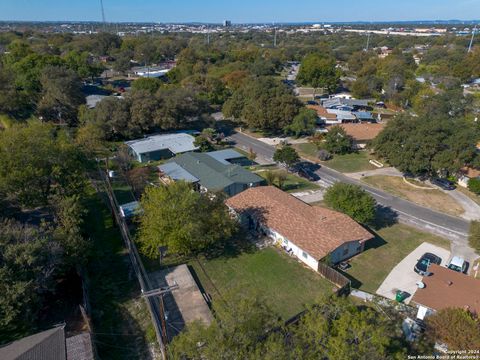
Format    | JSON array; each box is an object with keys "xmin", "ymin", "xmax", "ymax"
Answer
[
  {"xmin": 297, "ymin": 53, "xmax": 340, "ymax": 94},
  {"xmin": 323, "ymin": 125, "xmax": 354, "ymax": 155},
  {"xmin": 284, "ymin": 107, "xmax": 317, "ymax": 137},
  {"xmin": 273, "ymin": 144, "xmax": 300, "ymax": 167},
  {"xmin": 324, "ymin": 183, "xmax": 376, "ymax": 224},
  {"xmin": 372, "ymin": 114, "xmax": 479, "ymax": 176},
  {"xmin": 138, "ymin": 181, "xmax": 237, "ymax": 257}
]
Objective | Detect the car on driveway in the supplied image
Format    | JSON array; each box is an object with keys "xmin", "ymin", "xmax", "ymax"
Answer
[
  {"xmin": 431, "ymin": 178, "xmax": 456, "ymax": 190},
  {"xmin": 447, "ymin": 256, "xmax": 467, "ymax": 273},
  {"xmin": 414, "ymin": 252, "xmax": 442, "ymax": 276}
]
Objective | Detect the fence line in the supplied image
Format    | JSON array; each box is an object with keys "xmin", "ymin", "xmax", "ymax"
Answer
[
  {"xmin": 317, "ymin": 262, "xmax": 351, "ymax": 295},
  {"xmin": 94, "ymin": 164, "xmax": 167, "ymax": 360}
]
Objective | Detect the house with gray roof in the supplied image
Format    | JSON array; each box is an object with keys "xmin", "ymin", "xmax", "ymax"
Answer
[
  {"xmin": 159, "ymin": 150, "xmax": 264, "ymax": 197},
  {"xmin": 126, "ymin": 133, "xmax": 198, "ymax": 163}
]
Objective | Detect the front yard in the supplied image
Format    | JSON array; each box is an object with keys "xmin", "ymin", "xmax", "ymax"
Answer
[
  {"xmin": 255, "ymin": 167, "xmax": 321, "ymax": 193},
  {"xmin": 362, "ymin": 176, "xmax": 464, "ymax": 216},
  {"xmin": 189, "ymin": 243, "xmax": 334, "ymax": 320},
  {"xmin": 341, "ymin": 222, "xmax": 451, "ymax": 293}
]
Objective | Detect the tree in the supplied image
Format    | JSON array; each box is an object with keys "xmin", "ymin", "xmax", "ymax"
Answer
[
  {"xmin": 468, "ymin": 178, "xmax": 480, "ymax": 195},
  {"xmin": 138, "ymin": 182, "xmax": 237, "ymax": 257},
  {"xmin": 469, "ymin": 221, "xmax": 480, "ymax": 254},
  {"xmin": 284, "ymin": 108, "xmax": 317, "ymax": 137},
  {"xmin": 318, "ymin": 149, "xmax": 332, "ymax": 161},
  {"xmin": 222, "ymin": 77, "xmax": 301, "ymax": 132},
  {"xmin": 373, "ymin": 114, "xmax": 479, "ymax": 177},
  {"xmin": 247, "ymin": 148, "xmax": 257, "ymax": 162},
  {"xmin": 297, "ymin": 53, "xmax": 340, "ymax": 96},
  {"xmin": 324, "ymin": 183, "xmax": 376, "ymax": 224},
  {"xmin": 131, "ymin": 77, "xmax": 163, "ymax": 94},
  {"xmin": 273, "ymin": 144, "xmax": 300, "ymax": 168},
  {"xmin": 323, "ymin": 125, "xmax": 353, "ymax": 155},
  {"xmin": 36, "ymin": 65, "xmax": 84, "ymax": 126},
  {"xmin": 127, "ymin": 167, "xmax": 152, "ymax": 197},
  {"xmin": 426, "ymin": 308, "xmax": 480, "ymax": 351},
  {"xmin": 0, "ymin": 121, "xmax": 86, "ymax": 208},
  {"xmin": 276, "ymin": 171, "xmax": 287, "ymax": 190},
  {"xmin": 194, "ymin": 135, "xmax": 214, "ymax": 152},
  {"xmin": 264, "ymin": 171, "xmax": 276, "ymax": 186}
]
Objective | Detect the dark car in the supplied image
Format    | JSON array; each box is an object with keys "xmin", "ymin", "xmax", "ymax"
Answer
[
  {"xmin": 298, "ymin": 167, "xmax": 320, "ymax": 181},
  {"xmin": 414, "ymin": 253, "xmax": 442, "ymax": 276},
  {"xmin": 431, "ymin": 178, "xmax": 456, "ymax": 191},
  {"xmin": 306, "ymin": 100, "xmax": 319, "ymax": 105}
]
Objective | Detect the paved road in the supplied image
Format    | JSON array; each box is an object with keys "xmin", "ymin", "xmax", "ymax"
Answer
[{"xmin": 229, "ymin": 131, "xmax": 472, "ymax": 248}]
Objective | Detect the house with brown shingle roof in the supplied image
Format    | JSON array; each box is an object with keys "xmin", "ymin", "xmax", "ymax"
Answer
[
  {"xmin": 411, "ymin": 264, "xmax": 480, "ymax": 320},
  {"xmin": 225, "ymin": 186, "xmax": 374, "ymax": 271},
  {"xmin": 337, "ymin": 123, "xmax": 385, "ymax": 148}
]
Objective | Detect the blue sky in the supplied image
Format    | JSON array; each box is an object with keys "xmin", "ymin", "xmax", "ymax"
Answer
[{"xmin": 1, "ymin": 0, "xmax": 479, "ymax": 23}]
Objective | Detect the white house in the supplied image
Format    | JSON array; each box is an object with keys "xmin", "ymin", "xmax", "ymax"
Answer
[{"xmin": 225, "ymin": 186, "xmax": 374, "ymax": 271}]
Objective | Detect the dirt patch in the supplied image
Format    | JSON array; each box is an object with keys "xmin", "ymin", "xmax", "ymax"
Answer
[{"xmin": 362, "ymin": 176, "xmax": 464, "ymax": 216}]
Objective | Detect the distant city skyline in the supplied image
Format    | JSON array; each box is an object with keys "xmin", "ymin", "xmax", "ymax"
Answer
[{"xmin": 1, "ymin": 0, "xmax": 480, "ymax": 23}]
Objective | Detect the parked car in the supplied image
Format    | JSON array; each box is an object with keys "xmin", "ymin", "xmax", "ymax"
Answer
[
  {"xmin": 431, "ymin": 178, "xmax": 456, "ymax": 191},
  {"xmin": 306, "ymin": 100, "xmax": 319, "ymax": 105},
  {"xmin": 414, "ymin": 252, "xmax": 442, "ymax": 276},
  {"xmin": 447, "ymin": 256, "xmax": 467, "ymax": 273},
  {"xmin": 298, "ymin": 167, "xmax": 320, "ymax": 181}
]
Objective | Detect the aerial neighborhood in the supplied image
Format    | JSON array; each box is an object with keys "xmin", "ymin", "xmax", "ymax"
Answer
[{"xmin": 1, "ymin": 4, "xmax": 480, "ymax": 360}]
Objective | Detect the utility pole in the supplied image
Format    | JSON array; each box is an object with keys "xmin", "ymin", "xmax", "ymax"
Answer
[
  {"xmin": 468, "ymin": 25, "xmax": 477, "ymax": 53},
  {"xmin": 99, "ymin": 0, "xmax": 107, "ymax": 31},
  {"xmin": 273, "ymin": 22, "xmax": 277, "ymax": 48},
  {"xmin": 365, "ymin": 31, "xmax": 371, "ymax": 51}
]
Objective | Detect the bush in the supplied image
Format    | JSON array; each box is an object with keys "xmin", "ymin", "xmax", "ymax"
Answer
[
  {"xmin": 318, "ymin": 149, "xmax": 332, "ymax": 161},
  {"xmin": 324, "ymin": 183, "xmax": 376, "ymax": 224},
  {"xmin": 468, "ymin": 178, "xmax": 480, "ymax": 195}
]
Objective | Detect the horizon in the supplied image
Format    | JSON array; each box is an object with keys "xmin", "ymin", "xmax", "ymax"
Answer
[{"xmin": 1, "ymin": 0, "xmax": 480, "ymax": 23}]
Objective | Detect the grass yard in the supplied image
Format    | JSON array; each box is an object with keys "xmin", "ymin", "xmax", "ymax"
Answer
[
  {"xmin": 322, "ymin": 152, "xmax": 379, "ymax": 173},
  {"xmin": 85, "ymin": 186, "xmax": 158, "ymax": 360},
  {"xmin": 342, "ymin": 222, "xmax": 451, "ymax": 293},
  {"xmin": 256, "ymin": 168, "xmax": 321, "ymax": 193},
  {"xmin": 362, "ymin": 176, "xmax": 464, "ymax": 216},
  {"xmin": 190, "ymin": 244, "xmax": 334, "ymax": 320}
]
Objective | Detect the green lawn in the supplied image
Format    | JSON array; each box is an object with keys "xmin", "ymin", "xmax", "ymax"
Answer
[
  {"xmin": 85, "ymin": 187, "xmax": 157, "ymax": 360},
  {"xmin": 322, "ymin": 152, "xmax": 379, "ymax": 173},
  {"xmin": 256, "ymin": 169, "xmax": 321, "ymax": 193},
  {"xmin": 190, "ymin": 244, "xmax": 334, "ymax": 320},
  {"xmin": 343, "ymin": 222, "xmax": 451, "ymax": 294}
]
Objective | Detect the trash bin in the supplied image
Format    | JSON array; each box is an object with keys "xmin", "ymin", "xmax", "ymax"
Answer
[{"xmin": 396, "ymin": 290, "xmax": 407, "ymax": 302}]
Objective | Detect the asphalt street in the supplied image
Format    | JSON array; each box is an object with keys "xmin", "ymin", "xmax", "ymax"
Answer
[{"xmin": 229, "ymin": 131, "xmax": 471, "ymax": 246}]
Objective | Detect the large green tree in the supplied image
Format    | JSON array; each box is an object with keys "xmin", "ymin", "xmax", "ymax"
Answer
[
  {"xmin": 284, "ymin": 108, "xmax": 317, "ymax": 137},
  {"xmin": 297, "ymin": 53, "xmax": 340, "ymax": 95},
  {"xmin": 138, "ymin": 182, "xmax": 237, "ymax": 257},
  {"xmin": 0, "ymin": 121, "xmax": 86, "ymax": 207},
  {"xmin": 273, "ymin": 144, "xmax": 300, "ymax": 168},
  {"xmin": 324, "ymin": 183, "xmax": 376, "ymax": 224},
  {"xmin": 373, "ymin": 114, "xmax": 479, "ymax": 176},
  {"xmin": 323, "ymin": 125, "xmax": 354, "ymax": 154}
]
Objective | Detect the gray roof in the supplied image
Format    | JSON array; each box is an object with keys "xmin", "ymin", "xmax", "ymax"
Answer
[
  {"xmin": 161, "ymin": 152, "xmax": 263, "ymax": 191},
  {"xmin": 326, "ymin": 109, "xmax": 357, "ymax": 121},
  {"xmin": 119, "ymin": 201, "xmax": 141, "ymax": 218},
  {"xmin": 159, "ymin": 162, "xmax": 199, "ymax": 182},
  {"xmin": 0, "ymin": 326, "xmax": 66, "ymax": 360},
  {"xmin": 206, "ymin": 149, "xmax": 244, "ymax": 165},
  {"xmin": 353, "ymin": 111, "xmax": 374, "ymax": 120},
  {"xmin": 322, "ymin": 98, "xmax": 369, "ymax": 108},
  {"xmin": 85, "ymin": 94, "xmax": 107, "ymax": 109},
  {"xmin": 125, "ymin": 133, "xmax": 198, "ymax": 156},
  {"xmin": 66, "ymin": 333, "xmax": 94, "ymax": 360}
]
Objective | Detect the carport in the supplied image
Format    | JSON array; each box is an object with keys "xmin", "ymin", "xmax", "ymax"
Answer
[{"xmin": 376, "ymin": 242, "xmax": 450, "ymax": 304}]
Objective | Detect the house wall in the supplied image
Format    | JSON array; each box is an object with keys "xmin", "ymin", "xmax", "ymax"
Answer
[
  {"xmin": 138, "ymin": 149, "xmax": 174, "ymax": 163},
  {"xmin": 329, "ymin": 240, "xmax": 364, "ymax": 264}
]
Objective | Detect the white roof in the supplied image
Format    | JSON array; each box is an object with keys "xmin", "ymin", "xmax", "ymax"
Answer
[{"xmin": 125, "ymin": 133, "xmax": 198, "ymax": 155}]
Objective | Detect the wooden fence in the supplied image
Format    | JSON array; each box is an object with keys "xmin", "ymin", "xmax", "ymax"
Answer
[{"xmin": 317, "ymin": 262, "xmax": 351, "ymax": 295}]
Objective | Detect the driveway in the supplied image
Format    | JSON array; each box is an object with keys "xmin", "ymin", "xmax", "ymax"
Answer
[{"xmin": 376, "ymin": 242, "xmax": 450, "ymax": 304}]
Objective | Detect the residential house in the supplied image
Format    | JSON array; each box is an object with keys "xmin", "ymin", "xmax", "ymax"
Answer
[
  {"xmin": 225, "ymin": 186, "xmax": 374, "ymax": 271},
  {"xmin": 321, "ymin": 97, "xmax": 370, "ymax": 110},
  {"xmin": 411, "ymin": 264, "xmax": 480, "ymax": 320},
  {"xmin": 0, "ymin": 326, "xmax": 94, "ymax": 360},
  {"xmin": 457, "ymin": 167, "xmax": 480, "ymax": 188},
  {"xmin": 307, "ymin": 105, "xmax": 338, "ymax": 125},
  {"xmin": 338, "ymin": 123, "xmax": 385, "ymax": 149},
  {"xmin": 126, "ymin": 133, "xmax": 198, "ymax": 163},
  {"xmin": 158, "ymin": 150, "xmax": 264, "ymax": 197}
]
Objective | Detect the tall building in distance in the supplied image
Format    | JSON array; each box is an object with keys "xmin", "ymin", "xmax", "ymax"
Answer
[{"xmin": 223, "ymin": 20, "xmax": 232, "ymax": 27}]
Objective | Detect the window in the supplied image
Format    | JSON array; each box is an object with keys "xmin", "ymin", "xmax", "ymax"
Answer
[{"xmin": 302, "ymin": 251, "xmax": 308, "ymax": 259}]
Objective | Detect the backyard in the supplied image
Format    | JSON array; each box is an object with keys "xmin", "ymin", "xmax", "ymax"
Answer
[
  {"xmin": 189, "ymin": 242, "xmax": 334, "ymax": 320},
  {"xmin": 339, "ymin": 222, "xmax": 451, "ymax": 293},
  {"xmin": 362, "ymin": 175, "xmax": 464, "ymax": 216}
]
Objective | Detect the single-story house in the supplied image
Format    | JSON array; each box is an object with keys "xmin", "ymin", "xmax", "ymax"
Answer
[
  {"xmin": 411, "ymin": 264, "xmax": 480, "ymax": 320},
  {"xmin": 206, "ymin": 149, "xmax": 251, "ymax": 166},
  {"xmin": 307, "ymin": 105, "xmax": 338, "ymax": 125},
  {"xmin": 225, "ymin": 186, "xmax": 374, "ymax": 271},
  {"xmin": 327, "ymin": 109, "xmax": 357, "ymax": 123},
  {"xmin": 0, "ymin": 325, "xmax": 94, "ymax": 360},
  {"xmin": 457, "ymin": 167, "xmax": 480, "ymax": 188},
  {"xmin": 337, "ymin": 123, "xmax": 385, "ymax": 148},
  {"xmin": 158, "ymin": 151, "xmax": 264, "ymax": 197},
  {"xmin": 321, "ymin": 97, "xmax": 370, "ymax": 110},
  {"xmin": 125, "ymin": 133, "xmax": 198, "ymax": 163}
]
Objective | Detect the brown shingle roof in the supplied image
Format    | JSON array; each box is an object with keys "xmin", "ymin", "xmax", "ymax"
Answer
[
  {"xmin": 411, "ymin": 264, "xmax": 480, "ymax": 314},
  {"xmin": 225, "ymin": 186, "xmax": 373, "ymax": 260},
  {"xmin": 338, "ymin": 123, "xmax": 385, "ymax": 142},
  {"xmin": 307, "ymin": 105, "xmax": 337, "ymax": 120}
]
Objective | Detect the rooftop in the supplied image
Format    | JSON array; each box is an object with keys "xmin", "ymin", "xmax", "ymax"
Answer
[
  {"xmin": 226, "ymin": 186, "xmax": 374, "ymax": 260},
  {"xmin": 159, "ymin": 152, "xmax": 263, "ymax": 191},
  {"xmin": 412, "ymin": 264, "xmax": 480, "ymax": 314},
  {"xmin": 125, "ymin": 133, "xmax": 198, "ymax": 155},
  {"xmin": 207, "ymin": 149, "xmax": 245, "ymax": 165},
  {"xmin": 338, "ymin": 123, "xmax": 385, "ymax": 141},
  {"xmin": 306, "ymin": 105, "xmax": 337, "ymax": 120}
]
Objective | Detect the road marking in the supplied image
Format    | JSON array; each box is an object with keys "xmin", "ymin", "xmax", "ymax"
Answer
[
  {"xmin": 394, "ymin": 209, "xmax": 468, "ymax": 237},
  {"xmin": 365, "ymin": 189, "xmax": 388, "ymax": 200}
]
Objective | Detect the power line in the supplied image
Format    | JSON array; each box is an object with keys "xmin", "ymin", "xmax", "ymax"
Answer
[
  {"xmin": 468, "ymin": 25, "xmax": 477, "ymax": 53},
  {"xmin": 99, "ymin": 0, "xmax": 106, "ymax": 30}
]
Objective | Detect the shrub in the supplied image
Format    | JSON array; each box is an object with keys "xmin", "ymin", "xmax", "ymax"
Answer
[
  {"xmin": 468, "ymin": 177, "xmax": 480, "ymax": 195},
  {"xmin": 318, "ymin": 149, "xmax": 332, "ymax": 161}
]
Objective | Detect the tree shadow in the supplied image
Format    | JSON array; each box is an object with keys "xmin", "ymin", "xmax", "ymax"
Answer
[{"xmin": 372, "ymin": 204, "xmax": 399, "ymax": 231}]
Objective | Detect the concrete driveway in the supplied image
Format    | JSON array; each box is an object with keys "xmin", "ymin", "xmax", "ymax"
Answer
[{"xmin": 376, "ymin": 242, "xmax": 450, "ymax": 304}]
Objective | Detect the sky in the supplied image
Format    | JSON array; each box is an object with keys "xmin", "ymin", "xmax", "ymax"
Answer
[{"xmin": 1, "ymin": 0, "xmax": 480, "ymax": 23}]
